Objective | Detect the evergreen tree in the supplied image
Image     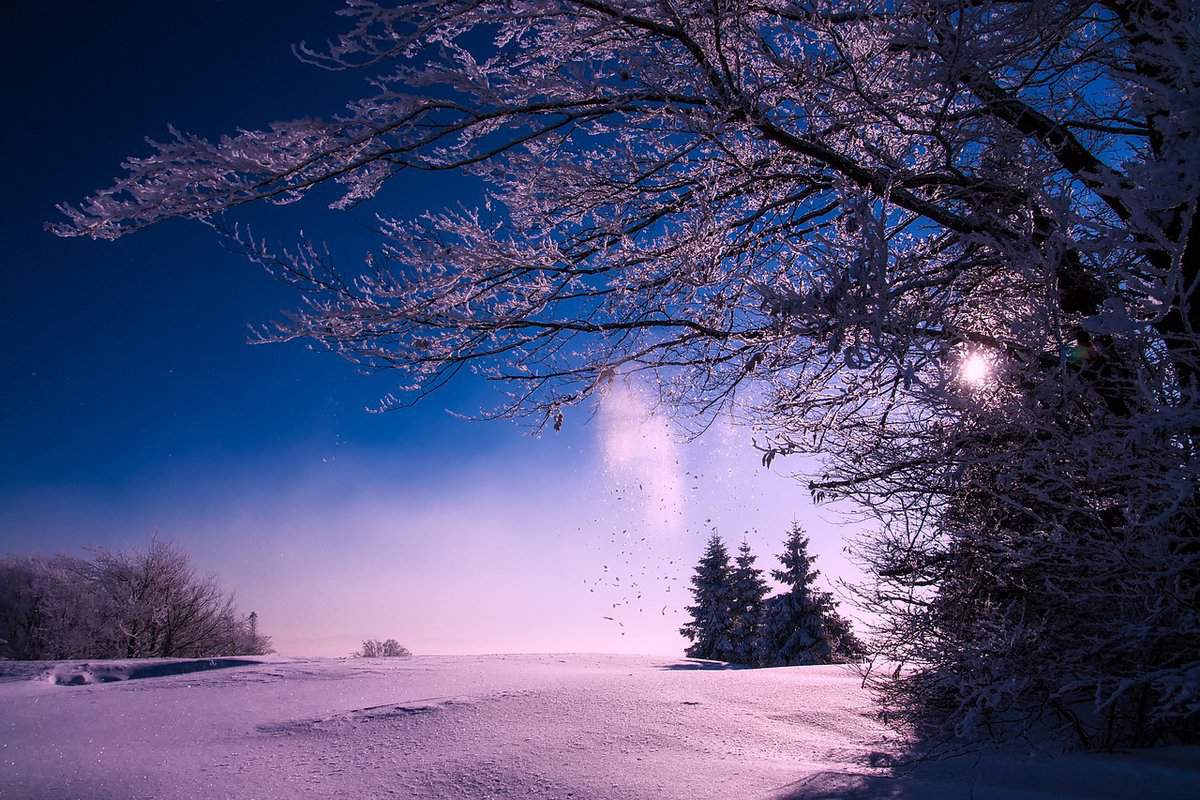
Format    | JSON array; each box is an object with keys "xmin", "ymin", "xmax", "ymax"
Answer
[
  {"xmin": 759, "ymin": 523, "xmax": 850, "ymax": 666},
  {"xmin": 727, "ymin": 540, "xmax": 770, "ymax": 665},
  {"xmin": 679, "ymin": 534, "xmax": 735, "ymax": 661}
]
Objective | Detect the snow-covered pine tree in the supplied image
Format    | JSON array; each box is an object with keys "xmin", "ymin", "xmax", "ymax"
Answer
[
  {"xmin": 759, "ymin": 523, "xmax": 847, "ymax": 666},
  {"xmin": 679, "ymin": 534, "xmax": 735, "ymax": 661},
  {"xmin": 727, "ymin": 541, "xmax": 771, "ymax": 665}
]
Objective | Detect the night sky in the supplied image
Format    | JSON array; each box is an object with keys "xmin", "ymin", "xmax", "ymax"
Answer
[{"xmin": 2, "ymin": 1, "xmax": 856, "ymax": 656}]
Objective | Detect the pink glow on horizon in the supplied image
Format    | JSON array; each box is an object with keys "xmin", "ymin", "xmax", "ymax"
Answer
[{"xmin": 0, "ymin": 417, "xmax": 864, "ymax": 658}]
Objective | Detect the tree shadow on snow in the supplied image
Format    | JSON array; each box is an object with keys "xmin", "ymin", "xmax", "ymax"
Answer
[
  {"xmin": 658, "ymin": 659, "xmax": 753, "ymax": 671},
  {"xmin": 122, "ymin": 658, "xmax": 262, "ymax": 679},
  {"xmin": 770, "ymin": 770, "xmax": 931, "ymax": 800},
  {"xmin": 767, "ymin": 747, "xmax": 1200, "ymax": 800},
  {"xmin": 52, "ymin": 658, "xmax": 263, "ymax": 685}
]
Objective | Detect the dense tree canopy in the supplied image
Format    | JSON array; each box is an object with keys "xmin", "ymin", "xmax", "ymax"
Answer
[{"xmin": 54, "ymin": 0, "xmax": 1199, "ymax": 746}]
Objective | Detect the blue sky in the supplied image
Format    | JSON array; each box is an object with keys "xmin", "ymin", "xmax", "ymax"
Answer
[{"xmin": 1, "ymin": 0, "xmax": 860, "ymax": 656}]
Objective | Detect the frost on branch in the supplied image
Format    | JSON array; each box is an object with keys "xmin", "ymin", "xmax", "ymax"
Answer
[{"xmin": 54, "ymin": 0, "xmax": 1200, "ymax": 748}]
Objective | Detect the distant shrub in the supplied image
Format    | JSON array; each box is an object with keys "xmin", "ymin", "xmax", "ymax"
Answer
[{"xmin": 357, "ymin": 638, "xmax": 411, "ymax": 658}]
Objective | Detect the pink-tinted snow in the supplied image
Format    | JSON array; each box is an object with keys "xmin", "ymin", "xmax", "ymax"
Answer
[{"xmin": 1, "ymin": 655, "xmax": 1196, "ymax": 799}]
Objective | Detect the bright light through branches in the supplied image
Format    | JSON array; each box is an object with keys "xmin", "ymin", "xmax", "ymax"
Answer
[{"xmin": 959, "ymin": 353, "xmax": 991, "ymax": 387}]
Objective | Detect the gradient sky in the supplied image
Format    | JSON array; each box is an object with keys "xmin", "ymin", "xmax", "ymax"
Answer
[{"xmin": 1, "ymin": 0, "xmax": 862, "ymax": 657}]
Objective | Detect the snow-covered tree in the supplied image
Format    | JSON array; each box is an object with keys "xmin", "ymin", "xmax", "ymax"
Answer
[
  {"xmin": 0, "ymin": 555, "xmax": 105, "ymax": 660},
  {"xmin": 239, "ymin": 611, "xmax": 274, "ymax": 656},
  {"xmin": 53, "ymin": 0, "xmax": 1199, "ymax": 746},
  {"xmin": 680, "ymin": 534, "xmax": 735, "ymax": 661},
  {"xmin": 0, "ymin": 542, "xmax": 270, "ymax": 659},
  {"xmin": 759, "ymin": 523, "xmax": 834, "ymax": 666},
  {"xmin": 89, "ymin": 539, "xmax": 242, "ymax": 658},
  {"xmin": 727, "ymin": 541, "xmax": 771, "ymax": 665},
  {"xmin": 357, "ymin": 638, "xmax": 411, "ymax": 658}
]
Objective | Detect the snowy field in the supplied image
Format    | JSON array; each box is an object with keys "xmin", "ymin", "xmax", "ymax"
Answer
[{"xmin": 1, "ymin": 654, "xmax": 1197, "ymax": 800}]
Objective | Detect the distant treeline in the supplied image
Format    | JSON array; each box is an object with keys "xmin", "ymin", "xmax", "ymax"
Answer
[{"xmin": 0, "ymin": 539, "xmax": 272, "ymax": 660}]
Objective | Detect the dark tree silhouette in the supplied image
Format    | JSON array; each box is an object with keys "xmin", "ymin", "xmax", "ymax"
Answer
[
  {"xmin": 727, "ymin": 541, "xmax": 771, "ymax": 665},
  {"xmin": 680, "ymin": 534, "xmax": 735, "ymax": 661}
]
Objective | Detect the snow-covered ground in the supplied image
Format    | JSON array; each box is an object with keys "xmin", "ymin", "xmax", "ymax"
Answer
[{"xmin": 1, "ymin": 654, "xmax": 1196, "ymax": 799}]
